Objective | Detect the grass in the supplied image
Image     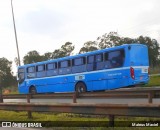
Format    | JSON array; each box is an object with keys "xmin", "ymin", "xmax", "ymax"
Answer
[
  {"xmin": 0, "ymin": 111, "xmax": 160, "ymax": 129},
  {"xmin": 0, "ymin": 111, "xmax": 109, "ymax": 122},
  {"xmin": 144, "ymin": 75, "xmax": 160, "ymax": 87},
  {"xmin": 1, "ymin": 108, "xmax": 159, "ymax": 130}
]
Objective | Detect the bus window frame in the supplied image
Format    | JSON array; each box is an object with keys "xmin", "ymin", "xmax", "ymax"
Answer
[
  {"xmin": 36, "ymin": 64, "xmax": 45, "ymax": 72},
  {"xmin": 47, "ymin": 62, "xmax": 57, "ymax": 70},
  {"xmin": 104, "ymin": 49, "xmax": 125, "ymax": 68},
  {"xmin": 18, "ymin": 68, "xmax": 25, "ymax": 84},
  {"xmin": 95, "ymin": 53, "xmax": 103, "ymax": 62},
  {"xmin": 27, "ymin": 66, "xmax": 35, "ymax": 73},
  {"xmin": 72, "ymin": 57, "xmax": 86, "ymax": 66},
  {"xmin": 27, "ymin": 66, "xmax": 36, "ymax": 79},
  {"xmin": 59, "ymin": 60, "xmax": 71, "ymax": 68},
  {"xmin": 87, "ymin": 55, "xmax": 95, "ymax": 64}
]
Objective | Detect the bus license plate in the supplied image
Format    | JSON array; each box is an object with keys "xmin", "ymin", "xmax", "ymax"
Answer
[{"xmin": 142, "ymin": 68, "xmax": 148, "ymax": 73}]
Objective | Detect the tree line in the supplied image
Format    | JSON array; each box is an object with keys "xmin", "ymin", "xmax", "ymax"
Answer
[{"xmin": 1, "ymin": 32, "xmax": 159, "ymax": 88}]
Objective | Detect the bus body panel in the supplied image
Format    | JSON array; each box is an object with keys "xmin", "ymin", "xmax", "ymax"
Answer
[
  {"xmin": 128, "ymin": 44, "xmax": 149, "ymax": 86},
  {"xmin": 18, "ymin": 44, "xmax": 149, "ymax": 94}
]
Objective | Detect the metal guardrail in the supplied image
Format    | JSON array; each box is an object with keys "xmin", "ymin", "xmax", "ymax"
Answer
[
  {"xmin": 2, "ymin": 87, "xmax": 160, "ymax": 103},
  {"xmin": 0, "ymin": 102, "xmax": 160, "ymax": 127},
  {"xmin": 0, "ymin": 102, "xmax": 160, "ymax": 117},
  {"xmin": 1, "ymin": 87, "xmax": 160, "ymax": 127}
]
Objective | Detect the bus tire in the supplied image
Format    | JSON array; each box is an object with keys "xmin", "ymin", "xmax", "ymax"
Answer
[
  {"xmin": 29, "ymin": 86, "xmax": 37, "ymax": 94},
  {"xmin": 75, "ymin": 82, "xmax": 87, "ymax": 93}
]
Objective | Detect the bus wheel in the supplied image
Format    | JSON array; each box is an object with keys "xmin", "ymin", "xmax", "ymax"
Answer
[
  {"xmin": 75, "ymin": 82, "xmax": 86, "ymax": 93},
  {"xmin": 29, "ymin": 86, "xmax": 37, "ymax": 94}
]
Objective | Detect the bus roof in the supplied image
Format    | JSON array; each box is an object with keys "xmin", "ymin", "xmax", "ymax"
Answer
[{"xmin": 18, "ymin": 43, "xmax": 147, "ymax": 68}]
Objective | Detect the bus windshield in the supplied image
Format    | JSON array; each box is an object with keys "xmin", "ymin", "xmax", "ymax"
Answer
[{"xmin": 18, "ymin": 68, "xmax": 25, "ymax": 84}]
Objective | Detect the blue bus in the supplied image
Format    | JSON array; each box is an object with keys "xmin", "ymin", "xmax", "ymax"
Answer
[{"xmin": 17, "ymin": 44, "xmax": 149, "ymax": 94}]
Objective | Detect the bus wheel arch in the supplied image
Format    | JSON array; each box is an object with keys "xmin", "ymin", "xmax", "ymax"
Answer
[
  {"xmin": 29, "ymin": 85, "xmax": 37, "ymax": 94},
  {"xmin": 75, "ymin": 81, "xmax": 87, "ymax": 93}
]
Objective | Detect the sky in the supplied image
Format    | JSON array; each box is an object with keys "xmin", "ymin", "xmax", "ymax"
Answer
[{"xmin": 0, "ymin": 0, "xmax": 160, "ymax": 73}]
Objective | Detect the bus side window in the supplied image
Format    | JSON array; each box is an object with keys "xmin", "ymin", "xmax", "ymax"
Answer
[
  {"xmin": 59, "ymin": 60, "xmax": 71, "ymax": 75},
  {"xmin": 36, "ymin": 64, "xmax": 46, "ymax": 78},
  {"xmin": 36, "ymin": 65, "xmax": 45, "ymax": 72},
  {"xmin": 104, "ymin": 52, "xmax": 112, "ymax": 69},
  {"xmin": 105, "ymin": 50, "xmax": 125, "ymax": 68},
  {"xmin": 87, "ymin": 54, "xmax": 104, "ymax": 71},
  {"xmin": 109, "ymin": 50, "xmax": 124, "ymax": 68},
  {"xmin": 46, "ymin": 63, "xmax": 58, "ymax": 76},
  {"xmin": 27, "ymin": 66, "xmax": 36, "ymax": 78},
  {"xmin": 47, "ymin": 63, "xmax": 57, "ymax": 70},
  {"xmin": 72, "ymin": 57, "xmax": 86, "ymax": 73},
  {"xmin": 87, "ymin": 55, "xmax": 95, "ymax": 71},
  {"xmin": 95, "ymin": 54, "xmax": 104, "ymax": 70}
]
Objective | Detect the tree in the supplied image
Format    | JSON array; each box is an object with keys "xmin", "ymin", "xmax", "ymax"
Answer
[
  {"xmin": 79, "ymin": 41, "xmax": 98, "ymax": 53},
  {"xmin": 23, "ymin": 50, "xmax": 43, "ymax": 64},
  {"xmin": 22, "ymin": 42, "xmax": 75, "ymax": 65},
  {"xmin": 97, "ymin": 32, "xmax": 136, "ymax": 49},
  {"xmin": 135, "ymin": 36, "xmax": 160, "ymax": 67},
  {"xmin": 52, "ymin": 42, "xmax": 75, "ymax": 58},
  {"xmin": 42, "ymin": 52, "xmax": 53, "ymax": 60},
  {"xmin": 61, "ymin": 42, "xmax": 75, "ymax": 56},
  {"xmin": 0, "ymin": 57, "xmax": 16, "ymax": 88},
  {"xmin": 52, "ymin": 49, "xmax": 64, "ymax": 59},
  {"xmin": 97, "ymin": 32, "xmax": 121, "ymax": 49}
]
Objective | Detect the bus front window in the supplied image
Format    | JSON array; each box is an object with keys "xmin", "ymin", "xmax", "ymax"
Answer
[{"xmin": 18, "ymin": 68, "xmax": 25, "ymax": 84}]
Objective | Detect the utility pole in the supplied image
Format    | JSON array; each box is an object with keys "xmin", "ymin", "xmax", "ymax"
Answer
[{"xmin": 11, "ymin": 0, "xmax": 21, "ymax": 66}]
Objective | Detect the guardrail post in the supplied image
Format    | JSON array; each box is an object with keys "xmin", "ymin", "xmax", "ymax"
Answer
[
  {"xmin": 108, "ymin": 115, "xmax": 114, "ymax": 127},
  {"xmin": 73, "ymin": 92, "xmax": 77, "ymax": 103},
  {"xmin": 27, "ymin": 94, "xmax": 31, "ymax": 103},
  {"xmin": 148, "ymin": 91, "xmax": 154, "ymax": 103},
  {"xmin": 27, "ymin": 94, "xmax": 32, "ymax": 119}
]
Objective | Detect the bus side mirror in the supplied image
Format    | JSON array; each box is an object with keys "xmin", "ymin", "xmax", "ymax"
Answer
[{"xmin": 17, "ymin": 74, "xmax": 19, "ymax": 81}]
